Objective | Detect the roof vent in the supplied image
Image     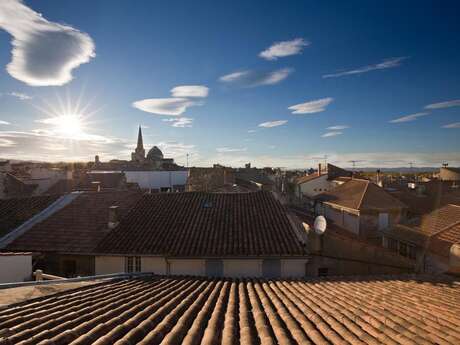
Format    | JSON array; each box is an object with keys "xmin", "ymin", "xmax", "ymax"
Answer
[{"xmin": 108, "ymin": 206, "xmax": 120, "ymax": 229}]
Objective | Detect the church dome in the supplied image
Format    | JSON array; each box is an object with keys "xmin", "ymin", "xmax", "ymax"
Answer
[{"xmin": 146, "ymin": 146, "xmax": 164, "ymax": 161}]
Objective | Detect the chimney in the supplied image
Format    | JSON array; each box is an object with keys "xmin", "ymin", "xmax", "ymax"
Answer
[
  {"xmin": 318, "ymin": 163, "xmax": 322, "ymax": 176},
  {"xmin": 108, "ymin": 206, "xmax": 120, "ymax": 229}
]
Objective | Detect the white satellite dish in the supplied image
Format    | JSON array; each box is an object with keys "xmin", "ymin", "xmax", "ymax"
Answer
[
  {"xmin": 302, "ymin": 222, "xmax": 310, "ymax": 232},
  {"xmin": 313, "ymin": 216, "xmax": 327, "ymax": 235}
]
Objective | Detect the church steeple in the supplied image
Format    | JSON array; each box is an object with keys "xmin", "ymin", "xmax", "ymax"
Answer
[
  {"xmin": 136, "ymin": 125, "xmax": 144, "ymax": 150},
  {"xmin": 131, "ymin": 125, "xmax": 145, "ymax": 162}
]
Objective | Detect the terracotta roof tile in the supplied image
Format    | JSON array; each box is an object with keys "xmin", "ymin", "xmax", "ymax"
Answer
[
  {"xmin": 0, "ymin": 195, "xmax": 60, "ymax": 239},
  {"xmin": 0, "ymin": 275, "xmax": 459, "ymax": 344},
  {"xmin": 6, "ymin": 191, "xmax": 143, "ymax": 253},
  {"xmin": 96, "ymin": 191, "xmax": 305, "ymax": 256},
  {"xmin": 316, "ymin": 179, "xmax": 407, "ymax": 211}
]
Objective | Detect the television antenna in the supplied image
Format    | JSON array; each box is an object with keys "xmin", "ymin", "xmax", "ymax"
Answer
[
  {"xmin": 312, "ymin": 155, "xmax": 328, "ymax": 167},
  {"xmin": 348, "ymin": 160, "xmax": 364, "ymax": 171},
  {"xmin": 313, "ymin": 216, "xmax": 327, "ymax": 235}
]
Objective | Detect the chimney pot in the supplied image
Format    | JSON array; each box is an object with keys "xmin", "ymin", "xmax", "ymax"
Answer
[{"xmin": 108, "ymin": 205, "xmax": 120, "ymax": 229}]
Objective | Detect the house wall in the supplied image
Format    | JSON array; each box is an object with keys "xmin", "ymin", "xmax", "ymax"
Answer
[
  {"xmin": 224, "ymin": 259, "xmax": 261, "ymax": 277},
  {"xmin": 360, "ymin": 210, "xmax": 403, "ymax": 238},
  {"xmin": 168, "ymin": 259, "xmax": 205, "ymax": 275},
  {"xmin": 0, "ymin": 255, "xmax": 32, "ymax": 283},
  {"xmin": 124, "ymin": 171, "xmax": 188, "ymax": 190},
  {"xmin": 322, "ymin": 204, "xmax": 360, "ymax": 235},
  {"xmin": 281, "ymin": 259, "xmax": 308, "ymax": 278},
  {"xmin": 298, "ymin": 175, "xmax": 330, "ymax": 198},
  {"xmin": 95, "ymin": 256, "xmax": 124, "ymax": 275}
]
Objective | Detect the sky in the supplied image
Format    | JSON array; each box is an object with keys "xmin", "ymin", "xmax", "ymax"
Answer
[{"xmin": 0, "ymin": 0, "xmax": 459, "ymax": 169}]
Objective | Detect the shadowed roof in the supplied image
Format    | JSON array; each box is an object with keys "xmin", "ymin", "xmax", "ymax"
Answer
[
  {"xmin": 0, "ymin": 274, "xmax": 459, "ymax": 344},
  {"xmin": 96, "ymin": 191, "xmax": 305, "ymax": 256},
  {"xmin": 6, "ymin": 191, "xmax": 143, "ymax": 253}
]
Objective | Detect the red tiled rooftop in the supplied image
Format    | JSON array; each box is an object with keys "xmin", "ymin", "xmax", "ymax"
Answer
[
  {"xmin": 316, "ymin": 179, "xmax": 407, "ymax": 211},
  {"xmin": 96, "ymin": 191, "xmax": 306, "ymax": 256},
  {"xmin": 0, "ymin": 274, "xmax": 459, "ymax": 344},
  {"xmin": 6, "ymin": 190, "xmax": 143, "ymax": 253}
]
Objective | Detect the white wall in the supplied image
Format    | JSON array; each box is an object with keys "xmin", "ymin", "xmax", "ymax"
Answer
[
  {"xmin": 169, "ymin": 259, "xmax": 205, "ymax": 276},
  {"xmin": 124, "ymin": 171, "xmax": 188, "ymax": 189},
  {"xmin": 95, "ymin": 256, "xmax": 124, "ymax": 274},
  {"xmin": 298, "ymin": 175, "xmax": 330, "ymax": 198},
  {"xmin": 0, "ymin": 255, "xmax": 32, "ymax": 283}
]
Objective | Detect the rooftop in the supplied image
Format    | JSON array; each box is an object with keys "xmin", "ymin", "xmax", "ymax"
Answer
[
  {"xmin": 0, "ymin": 274, "xmax": 459, "ymax": 344},
  {"xmin": 316, "ymin": 178, "xmax": 407, "ymax": 211},
  {"xmin": 0, "ymin": 195, "xmax": 61, "ymax": 239},
  {"xmin": 96, "ymin": 191, "xmax": 306, "ymax": 256},
  {"xmin": 6, "ymin": 190, "xmax": 143, "ymax": 253}
]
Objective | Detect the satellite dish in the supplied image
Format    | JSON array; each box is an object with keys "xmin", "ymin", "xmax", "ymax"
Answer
[
  {"xmin": 314, "ymin": 216, "xmax": 327, "ymax": 235},
  {"xmin": 302, "ymin": 222, "xmax": 310, "ymax": 232}
]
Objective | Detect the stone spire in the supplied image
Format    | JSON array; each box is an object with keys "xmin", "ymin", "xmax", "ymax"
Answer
[
  {"xmin": 136, "ymin": 125, "xmax": 144, "ymax": 150},
  {"xmin": 131, "ymin": 125, "xmax": 145, "ymax": 162}
]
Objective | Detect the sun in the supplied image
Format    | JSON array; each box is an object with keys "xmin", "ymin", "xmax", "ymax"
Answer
[{"xmin": 54, "ymin": 114, "xmax": 84, "ymax": 137}]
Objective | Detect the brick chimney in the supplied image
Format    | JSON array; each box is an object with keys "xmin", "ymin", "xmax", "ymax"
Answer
[
  {"xmin": 318, "ymin": 163, "xmax": 322, "ymax": 176},
  {"xmin": 108, "ymin": 206, "xmax": 120, "ymax": 229}
]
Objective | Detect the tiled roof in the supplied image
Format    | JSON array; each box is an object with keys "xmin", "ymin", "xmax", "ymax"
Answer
[
  {"xmin": 0, "ymin": 195, "xmax": 60, "ymax": 239},
  {"xmin": 1, "ymin": 274, "xmax": 460, "ymax": 344},
  {"xmin": 6, "ymin": 191, "xmax": 143, "ymax": 253},
  {"xmin": 96, "ymin": 191, "xmax": 305, "ymax": 256},
  {"xmin": 430, "ymin": 223, "xmax": 460, "ymax": 257},
  {"xmin": 414, "ymin": 204, "xmax": 460, "ymax": 235},
  {"xmin": 316, "ymin": 179, "xmax": 407, "ymax": 211},
  {"xmin": 0, "ymin": 252, "xmax": 32, "ymax": 256}
]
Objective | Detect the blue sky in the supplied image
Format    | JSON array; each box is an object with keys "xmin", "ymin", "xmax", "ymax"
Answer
[{"xmin": 0, "ymin": 0, "xmax": 459, "ymax": 168}]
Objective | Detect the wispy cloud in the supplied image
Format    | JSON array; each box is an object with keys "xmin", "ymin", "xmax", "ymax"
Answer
[
  {"xmin": 326, "ymin": 125, "xmax": 349, "ymax": 130},
  {"xmin": 162, "ymin": 117, "xmax": 193, "ymax": 128},
  {"xmin": 132, "ymin": 98, "xmax": 196, "ymax": 116},
  {"xmin": 425, "ymin": 99, "xmax": 460, "ymax": 110},
  {"xmin": 259, "ymin": 38, "xmax": 309, "ymax": 60},
  {"xmin": 0, "ymin": 120, "xmax": 11, "ymax": 125},
  {"xmin": 442, "ymin": 122, "xmax": 460, "ymax": 128},
  {"xmin": 323, "ymin": 57, "xmax": 407, "ymax": 78},
  {"xmin": 156, "ymin": 141, "xmax": 195, "ymax": 157},
  {"xmin": 170, "ymin": 85, "xmax": 209, "ymax": 98},
  {"xmin": 321, "ymin": 131, "xmax": 342, "ymax": 138},
  {"xmin": 1, "ymin": 91, "xmax": 32, "ymax": 100},
  {"xmin": 258, "ymin": 120, "xmax": 288, "ymax": 128},
  {"xmin": 216, "ymin": 147, "xmax": 247, "ymax": 153},
  {"xmin": 219, "ymin": 68, "xmax": 293, "ymax": 87},
  {"xmin": 288, "ymin": 97, "xmax": 333, "ymax": 114},
  {"xmin": 0, "ymin": 0, "xmax": 95, "ymax": 86},
  {"xmin": 389, "ymin": 112, "xmax": 429, "ymax": 123},
  {"xmin": 247, "ymin": 129, "xmax": 257, "ymax": 133}
]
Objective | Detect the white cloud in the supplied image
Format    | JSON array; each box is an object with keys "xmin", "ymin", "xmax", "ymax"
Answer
[
  {"xmin": 156, "ymin": 141, "xmax": 195, "ymax": 158},
  {"xmin": 219, "ymin": 68, "xmax": 293, "ymax": 87},
  {"xmin": 0, "ymin": 138, "xmax": 15, "ymax": 147},
  {"xmin": 216, "ymin": 147, "xmax": 247, "ymax": 153},
  {"xmin": 0, "ymin": 0, "xmax": 95, "ymax": 86},
  {"xmin": 323, "ymin": 57, "xmax": 407, "ymax": 78},
  {"xmin": 132, "ymin": 98, "xmax": 196, "ymax": 116},
  {"xmin": 288, "ymin": 97, "xmax": 333, "ymax": 114},
  {"xmin": 247, "ymin": 129, "xmax": 257, "ymax": 133},
  {"xmin": 389, "ymin": 112, "xmax": 429, "ymax": 123},
  {"xmin": 162, "ymin": 117, "xmax": 193, "ymax": 128},
  {"xmin": 326, "ymin": 125, "xmax": 349, "ymax": 130},
  {"xmin": 259, "ymin": 38, "xmax": 310, "ymax": 60},
  {"xmin": 0, "ymin": 120, "xmax": 11, "ymax": 125},
  {"xmin": 442, "ymin": 122, "xmax": 460, "ymax": 128},
  {"xmin": 425, "ymin": 99, "xmax": 460, "ymax": 110},
  {"xmin": 4, "ymin": 91, "xmax": 32, "ymax": 100},
  {"xmin": 170, "ymin": 85, "xmax": 209, "ymax": 98},
  {"xmin": 321, "ymin": 131, "xmax": 342, "ymax": 138},
  {"xmin": 258, "ymin": 120, "xmax": 288, "ymax": 128}
]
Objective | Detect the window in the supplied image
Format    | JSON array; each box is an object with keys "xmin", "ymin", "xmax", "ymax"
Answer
[
  {"xmin": 399, "ymin": 243, "xmax": 407, "ymax": 257},
  {"xmin": 408, "ymin": 245, "xmax": 417, "ymax": 260},
  {"xmin": 125, "ymin": 256, "xmax": 141, "ymax": 273},
  {"xmin": 318, "ymin": 267, "xmax": 328, "ymax": 277},
  {"xmin": 387, "ymin": 238, "xmax": 398, "ymax": 252}
]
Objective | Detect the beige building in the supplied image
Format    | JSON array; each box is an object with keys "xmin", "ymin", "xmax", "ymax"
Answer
[{"xmin": 0, "ymin": 252, "xmax": 32, "ymax": 283}]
